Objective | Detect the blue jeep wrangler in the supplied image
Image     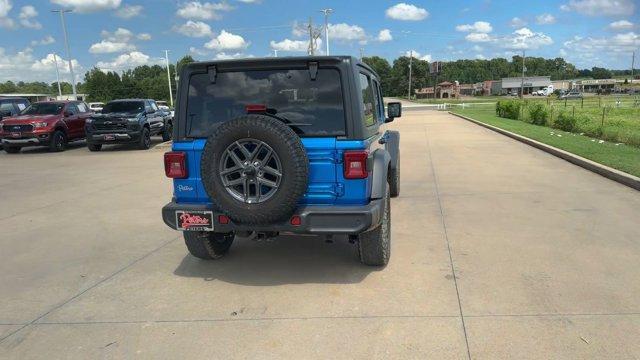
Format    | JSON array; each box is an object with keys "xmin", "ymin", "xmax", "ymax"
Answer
[{"xmin": 162, "ymin": 56, "xmax": 401, "ymax": 265}]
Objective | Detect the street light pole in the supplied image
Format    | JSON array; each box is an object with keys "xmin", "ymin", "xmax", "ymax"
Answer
[
  {"xmin": 164, "ymin": 50, "xmax": 174, "ymax": 108},
  {"xmin": 319, "ymin": 8, "xmax": 333, "ymax": 55},
  {"xmin": 52, "ymin": 9, "xmax": 76, "ymax": 99},
  {"xmin": 520, "ymin": 50, "xmax": 526, "ymax": 99},
  {"xmin": 408, "ymin": 50, "xmax": 413, "ymax": 100},
  {"xmin": 53, "ymin": 53, "xmax": 62, "ymax": 97}
]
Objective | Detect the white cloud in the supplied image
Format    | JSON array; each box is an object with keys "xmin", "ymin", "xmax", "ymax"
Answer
[
  {"xmin": 18, "ymin": 5, "xmax": 41, "ymax": 29},
  {"xmin": 204, "ymin": 30, "xmax": 248, "ymax": 50},
  {"xmin": 609, "ymin": 20, "xmax": 634, "ymax": 30},
  {"xmin": 101, "ymin": 27, "xmax": 134, "ymax": 42},
  {"xmin": 475, "ymin": 54, "xmax": 486, "ymax": 60},
  {"xmin": 96, "ymin": 51, "xmax": 163, "ymax": 72},
  {"xmin": 466, "ymin": 33, "xmax": 493, "ymax": 42},
  {"xmin": 563, "ymin": 31, "xmax": 639, "ymax": 53},
  {"xmin": 559, "ymin": 48, "xmax": 568, "ymax": 56},
  {"xmin": 137, "ymin": 33, "xmax": 151, "ymax": 41},
  {"xmin": 405, "ymin": 50, "xmax": 431, "ymax": 61},
  {"xmin": 560, "ymin": 0, "xmax": 634, "ymax": 16},
  {"xmin": 31, "ymin": 53, "xmax": 81, "ymax": 75},
  {"xmin": 115, "ymin": 4, "xmax": 142, "ymax": 19},
  {"xmin": 30, "ymin": 35, "xmax": 56, "ymax": 46},
  {"xmin": 291, "ymin": 21, "xmax": 307, "ymax": 37},
  {"xmin": 509, "ymin": 17, "xmax": 527, "ymax": 28},
  {"xmin": 174, "ymin": 20, "xmax": 213, "ymax": 37},
  {"xmin": 0, "ymin": 0, "xmax": 15, "ymax": 29},
  {"xmin": 176, "ymin": 1, "xmax": 233, "ymax": 20},
  {"xmin": 214, "ymin": 52, "xmax": 253, "ymax": 60},
  {"xmin": 89, "ymin": 40, "xmax": 136, "ymax": 54},
  {"xmin": 456, "ymin": 21, "xmax": 492, "ymax": 33},
  {"xmin": 536, "ymin": 13, "xmax": 556, "ymax": 25},
  {"xmin": 270, "ymin": 38, "xmax": 309, "ymax": 52},
  {"xmin": 0, "ymin": 47, "xmax": 83, "ymax": 82},
  {"xmin": 51, "ymin": 0, "xmax": 122, "ymax": 13},
  {"xmin": 328, "ymin": 23, "xmax": 367, "ymax": 42},
  {"xmin": 501, "ymin": 27, "xmax": 553, "ymax": 49},
  {"xmin": 0, "ymin": 0, "xmax": 11, "ymax": 17},
  {"xmin": 377, "ymin": 29, "xmax": 393, "ymax": 42},
  {"xmin": 385, "ymin": 3, "xmax": 429, "ymax": 21},
  {"xmin": 472, "ymin": 45, "xmax": 483, "ymax": 52}
]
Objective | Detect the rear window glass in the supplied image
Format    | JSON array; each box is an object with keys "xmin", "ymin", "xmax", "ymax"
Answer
[
  {"xmin": 186, "ymin": 68, "xmax": 345, "ymax": 137},
  {"xmin": 102, "ymin": 101, "xmax": 144, "ymax": 114}
]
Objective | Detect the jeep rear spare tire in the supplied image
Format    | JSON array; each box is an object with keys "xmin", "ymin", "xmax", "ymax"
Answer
[{"xmin": 200, "ymin": 114, "xmax": 309, "ymax": 225}]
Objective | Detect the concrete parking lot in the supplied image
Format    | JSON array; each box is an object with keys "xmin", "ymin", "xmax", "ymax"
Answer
[{"xmin": 1, "ymin": 110, "xmax": 639, "ymax": 359}]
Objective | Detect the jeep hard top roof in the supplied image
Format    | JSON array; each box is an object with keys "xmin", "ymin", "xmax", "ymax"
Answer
[{"xmin": 184, "ymin": 56, "xmax": 379, "ymax": 78}]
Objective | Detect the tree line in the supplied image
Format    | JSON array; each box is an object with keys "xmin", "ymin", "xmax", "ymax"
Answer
[{"xmin": 0, "ymin": 54, "xmax": 632, "ymax": 101}]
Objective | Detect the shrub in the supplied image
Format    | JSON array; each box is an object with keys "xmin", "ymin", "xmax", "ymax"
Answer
[
  {"xmin": 527, "ymin": 103, "xmax": 549, "ymax": 126},
  {"xmin": 553, "ymin": 112, "xmax": 577, "ymax": 132},
  {"xmin": 496, "ymin": 100, "xmax": 521, "ymax": 120}
]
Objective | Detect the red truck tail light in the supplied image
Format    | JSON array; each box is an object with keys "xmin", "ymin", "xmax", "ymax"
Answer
[
  {"xmin": 164, "ymin": 152, "xmax": 187, "ymax": 178},
  {"xmin": 343, "ymin": 151, "xmax": 368, "ymax": 179}
]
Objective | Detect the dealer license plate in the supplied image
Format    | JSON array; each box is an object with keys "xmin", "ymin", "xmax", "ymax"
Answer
[
  {"xmin": 175, "ymin": 210, "xmax": 214, "ymax": 231},
  {"xmin": 103, "ymin": 134, "xmax": 116, "ymax": 141}
]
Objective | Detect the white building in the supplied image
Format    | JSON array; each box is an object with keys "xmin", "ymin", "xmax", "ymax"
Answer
[{"xmin": 501, "ymin": 76, "xmax": 551, "ymax": 95}]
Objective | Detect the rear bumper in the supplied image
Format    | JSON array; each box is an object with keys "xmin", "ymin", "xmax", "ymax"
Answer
[{"xmin": 161, "ymin": 200, "xmax": 383, "ymax": 235}]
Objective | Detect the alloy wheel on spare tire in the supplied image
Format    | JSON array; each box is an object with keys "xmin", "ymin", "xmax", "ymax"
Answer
[{"xmin": 200, "ymin": 114, "xmax": 308, "ymax": 225}]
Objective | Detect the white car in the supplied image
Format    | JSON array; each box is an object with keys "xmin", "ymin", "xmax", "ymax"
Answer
[
  {"xmin": 88, "ymin": 102, "xmax": 104, "ymax": 113},
  {"xmin": 155, "ymin": 101, "xmax": 174, "ymax": 118}
]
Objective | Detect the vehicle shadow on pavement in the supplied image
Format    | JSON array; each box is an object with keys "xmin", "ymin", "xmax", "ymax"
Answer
[
  {"xmin": 173, "ymin": 235, "xmax": 377, "ymax": 285},
  {"xmin": 8, "ymin": 141, "xmax": 87, "ymax": 154},
  {"xmin": 95, "ymin": 138, "xmax": 165, "ymax": 152}
]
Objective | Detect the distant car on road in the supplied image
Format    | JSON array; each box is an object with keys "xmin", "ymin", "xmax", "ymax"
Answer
[
  {"xmin": 88, "ymin": 102, "xmax": 104, "ymax": 113},
  {"xmin": 560, "ymin": 91, "xmax": 583, "ymax": 99},
  {"xmin": 85, "ymin": 99, "xmax": 172, "ymax": 151},
  {"xmin": 156, "ymin": 100, "xmax": 174, "ymax": 119},
  {"xmin": 0, "ymin": 100, "xmax": 92, "ymax": 153}
]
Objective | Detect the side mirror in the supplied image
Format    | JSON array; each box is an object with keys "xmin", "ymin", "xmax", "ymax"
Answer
[{"xmin": 386, "ymin": 102, "xmax": 402, "ymax": 123}]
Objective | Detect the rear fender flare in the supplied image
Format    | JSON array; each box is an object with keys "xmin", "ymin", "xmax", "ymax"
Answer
[{"xmin": 370, "ymin": 149, "xmax": 391, "ymax": 200}]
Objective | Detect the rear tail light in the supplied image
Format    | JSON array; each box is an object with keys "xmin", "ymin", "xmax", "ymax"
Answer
[
  {"xmin": 218, "ymin": 215, "xmax": 230, "ymax": 224},
  {"xmin": 343, "ymin": 151, "xmax": 368, "ymax": 179},
  {"xmin": 290, "ymin": 215, "xmax": 301, "ymax": 226},
  {"xmin": 164, "ymin": 151, "xmax": 187, "ymax": 178}
]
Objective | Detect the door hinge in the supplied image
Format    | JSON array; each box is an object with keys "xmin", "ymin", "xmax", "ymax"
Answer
[{"xmin": 334, "ymin": 183, "xmax": 345, "ymax": 197}]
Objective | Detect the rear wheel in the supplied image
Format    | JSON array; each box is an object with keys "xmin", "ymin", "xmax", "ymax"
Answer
[
  {"xmin": 88, "ymin": 143, "xmax": 102, "ymax": 152},
  {"xmin": 162, "ymin": 121, "xmax": 173, "ymax": 142},
  {"xmin": 138, "ymin": 127, "xmax": 151, "ymax": 150},
  {"xmin": 49, "ymin": 130, "xmax": 66, "ymax": 152},
  {"xmin": 184, "ymin": 231, "xmax": 235, "ymax": 260},
  {"xmin": 4, "ymin": 146, "xmax": 20, "ymax": 154},
  {"xmin": 358, "ymin": 183, "xmax": 391, "ymax": 266}
]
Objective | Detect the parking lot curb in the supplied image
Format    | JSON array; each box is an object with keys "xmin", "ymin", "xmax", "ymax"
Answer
[{"xmin": 450, "ymin": 112, "xmax": 640, "ymax": 191}]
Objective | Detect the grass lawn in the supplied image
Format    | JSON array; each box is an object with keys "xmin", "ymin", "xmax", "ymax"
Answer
[{"xmin": 452, "ymin": 109, "xmax": 640, "ymax": 178}]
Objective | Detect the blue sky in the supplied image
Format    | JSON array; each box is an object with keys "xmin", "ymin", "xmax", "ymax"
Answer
[{"xmin": 0, "ymin": 0, "xmax": 637, "ymax": 83}]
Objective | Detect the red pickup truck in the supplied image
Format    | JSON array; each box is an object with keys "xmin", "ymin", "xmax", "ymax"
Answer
[{"xmin": 0, "ymin": 100, "xmax": 92, "ymax": 153}]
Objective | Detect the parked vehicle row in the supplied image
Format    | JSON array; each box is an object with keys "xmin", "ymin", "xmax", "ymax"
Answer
[{"xmin": 0, "ymin": 98, "xmax": 172, "ymax": 153}]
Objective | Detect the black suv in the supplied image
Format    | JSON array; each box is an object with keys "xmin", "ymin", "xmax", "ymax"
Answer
[{"xmin": 85, "ymin": 99, "xmax": 172, "ymax": 151}]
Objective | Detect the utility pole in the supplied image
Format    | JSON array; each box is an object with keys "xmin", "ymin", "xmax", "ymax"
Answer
[
  {"xmin": 408, "ymin": 51, "xmax": 413, "ymax": 100},
  {"xmin": 52, "ymin": 53, "xmax": 62, "ymax": 98},
  {"xmin": 520, "ymin": 50, "xmax": 526, "ymax": 99},
  {"xmin": 52, "ymin": 9, "xmax": 76, "ymax": 99},
  {"xmin": 359, "ymin": 48, "xmax": 364, "ymax": 60},
  {"xmin": 319, "ymin": 8, "xmax": 333, "ymax": 55},
  {"xmin": 307, "ymin": 17, "xmax": 322, "ymax": 56},
  {"xmin": 273, "ymin": 49, "xmax": 278, "ymax": 57},
  {"xmin": 164, "ymin": 50, "xmax": 174, "ymax": 108},
  {"xmin": 632, "ymin": 51, "xmax": 635, "ymax": 80}
]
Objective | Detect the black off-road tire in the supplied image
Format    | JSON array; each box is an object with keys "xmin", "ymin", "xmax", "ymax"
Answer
[
  {"xmin": 49, "ymin": 130, "xmax": 66, "ymax": 152},
  {"xmin": 138, "ymin": 127, "xmax": 151, "ymax": 150},
  {"xmin": 88, "ymin": 143, "xmax": 102, "ymax": 152},
  {"xmin": 358, "ymin": 183, "xmax": 391, "ymax": 266},
  {"xmin": 162, "ymin": 121, "xmax": 173, "ymax": 142},
  {"xmin": 184, "ymin": 231, "xmax": 235, "ymax": 260},
  {"xmin": 4, "ymin": 146, "xmax": 20, "ymax": 154},
  {"xmin": 200, "ymin": 115, "xmax": 308, "ymax": 225}
]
